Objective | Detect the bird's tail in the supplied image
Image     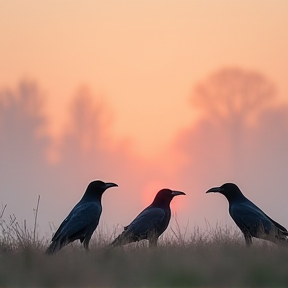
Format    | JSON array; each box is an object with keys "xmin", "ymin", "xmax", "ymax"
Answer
[
  {"xmin": 110, "ymin": 233, "xmax": 126, "ymax": 247},
  {"xmin": 45, "ymin": 240, "xmax": 62, "ymax": 255},
  {"xmin": 110, "ymin": 231, "xmax": 133, "ymax": 247},
  {"xmin": 276, "ymin": 230, "xmax": 288, "ymax": 245}
]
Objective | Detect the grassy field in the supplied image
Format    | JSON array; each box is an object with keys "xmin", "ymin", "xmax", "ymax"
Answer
[{"xmin": 1, "ymin": 206, "xmax": 288, "ymax": 287}]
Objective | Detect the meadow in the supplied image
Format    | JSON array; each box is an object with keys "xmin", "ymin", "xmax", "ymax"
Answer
[{"xmin": 1, "ymin": 204, "xmax": 288, "ymax": 288}]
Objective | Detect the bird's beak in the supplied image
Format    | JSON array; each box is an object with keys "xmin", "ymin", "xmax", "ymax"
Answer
[
  {"xmin": 206, "ymin": 187, "xmax": 222, "ymax": 193},
  {"xmin": 105, "ymin": 182, "xmax": 118, "ymax": 189},
  {"xmin": 172, "ymin": 190, "xmax": 186, "ymax": 196}
]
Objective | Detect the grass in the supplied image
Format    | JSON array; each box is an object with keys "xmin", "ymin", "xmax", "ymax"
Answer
[{"xmin": 1, "ymin": 204, "xmax": 288, "ymax": 287}]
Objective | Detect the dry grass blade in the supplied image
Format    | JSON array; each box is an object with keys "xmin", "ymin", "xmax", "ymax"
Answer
[{"xmin": 33, "ymin": 195, "xmax": 40, "ymax": 243}]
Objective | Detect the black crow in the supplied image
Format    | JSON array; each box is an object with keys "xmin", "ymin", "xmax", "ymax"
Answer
[
  {"xmin": 111, "ymin": 188, "xmax": 186, "ymax": 247},
  {"xmin": 46, "ymin": 180, "xmax": 118, "ymax": 254},
  {"xmin": 206, "ymin": 183, "xmax": 288, "ymax": 245}
]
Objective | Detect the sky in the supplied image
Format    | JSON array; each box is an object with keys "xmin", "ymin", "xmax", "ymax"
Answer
[{"xmin": 0, "ymin": 1, "xmax": 288, "ymax": 241}]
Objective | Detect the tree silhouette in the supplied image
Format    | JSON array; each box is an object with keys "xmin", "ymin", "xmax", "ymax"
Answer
[
  {"xmin": 193, "ymin": 68, "xmax": 276, "ymax": 125},
  {"xmin": 173, "ymin": 68, "xmax": 287, "ymax": 227},
  {"xmin": 191, "ymin": 67, "xmax": 276, "ymax": 173},
  {"xmin": 0, "ymin": 80, "xmax": 49, "ymax": 172},
  {"xmin": 58, "ymin": 86, "xmax": 112, "ymax": 166},
  {"xmin": 0, "ymin": 80, "xmax": 52, "ymax": 232}
]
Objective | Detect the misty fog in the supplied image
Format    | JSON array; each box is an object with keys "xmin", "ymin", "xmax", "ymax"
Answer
[{"xmin": 1, "ymin": 68, "xmax": 287, "ymax": 241}]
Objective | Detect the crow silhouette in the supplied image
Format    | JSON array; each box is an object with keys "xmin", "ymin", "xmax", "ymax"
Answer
[
  {"xmin": 206, "ymin": 183, "xmax": 288, "ymax": 245},
  {"xmin": 46, "ymin": 180, "xmax": 118, "ymax": 254},
  {"xmin": 111, "ymin": 188, "xmax": 185, "ymax": 247}
]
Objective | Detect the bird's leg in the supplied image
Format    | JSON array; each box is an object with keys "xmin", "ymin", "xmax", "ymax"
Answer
[
  {"xmin": 83, "ymin": 239, "xmax": 90, "ymax": 251},
  {"xmin": 149, "ymin": 237, "xmax": 158, "ymax": 248},
  {"xmin": 244, "ymin": 234, "xmax": 252, "ymax": 247}
]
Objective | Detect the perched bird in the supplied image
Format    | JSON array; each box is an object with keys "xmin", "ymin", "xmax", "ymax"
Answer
[
  {"xmin": 46, "ymin": 180, "xmax": 118, "ymax": 254},
  {"xmin": 111, "ymin": 188, "xmax": 186, "ymax": 247},
  {"xmin": 206, "ymin": 183, "xmax": 288, "ymax": 245}
]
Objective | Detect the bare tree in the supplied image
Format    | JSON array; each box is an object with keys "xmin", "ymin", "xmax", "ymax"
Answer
[
  {"xmin": 0, "ymin": 80, "xmax": 51, "ymax": 228},
  {"xmin": 59, "ymin": 86, "xmax": 112, "ymax": 164},
  {"xmin": 0, "ymin": 80, "xmax": 49, "ymax": 165},
  {"xmin": 191, "ymin": 67, "xmax": 276, "ymax": 173},
  {"xmin": 193, "ymin": 68, "xmax": 276, "ymax": 126}
]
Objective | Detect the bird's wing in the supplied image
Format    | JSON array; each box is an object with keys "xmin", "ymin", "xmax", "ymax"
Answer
[
  {"xmin": 244, "ymin": 201, "xmax": 288, "ymax": 232},
  {"xmin": 52, "ymin": 212, "xmax": 74, "ymax": 241},
  {"xmin": 262, "ymin": 213, "xmax": 288, "ymax": 232},
  {"xmin": 230, "ymin": 203, "xmax": 274, "ymax": 236},
  {"xmin": 125, "ymin": 207, "xmax": 165, "ymax": 237},
  {"xmin": 52, "ymin": 202, "xmax": 101, "ymax": 241}
]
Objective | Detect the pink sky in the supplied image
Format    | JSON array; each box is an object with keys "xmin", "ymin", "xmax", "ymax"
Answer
[{"xmin": 1, "ymin": 0, "xmax": 287, "ymax": 158}]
